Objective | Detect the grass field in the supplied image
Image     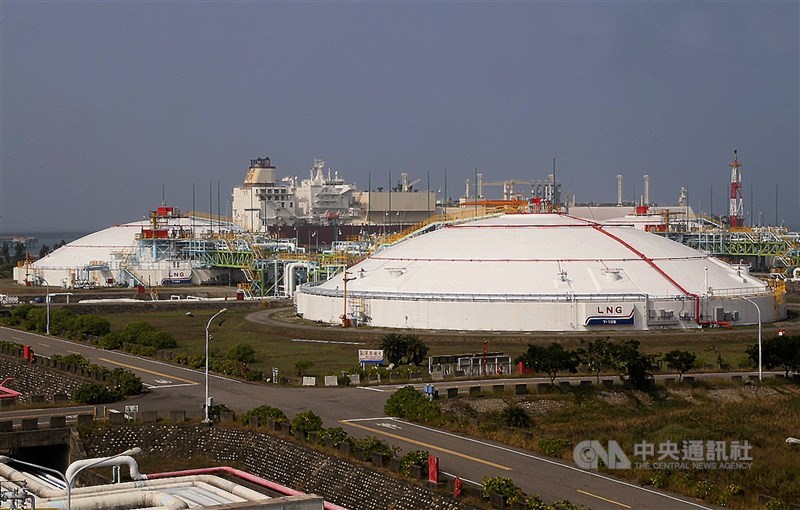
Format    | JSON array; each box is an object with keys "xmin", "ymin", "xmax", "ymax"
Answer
[{"xmin": 94, "ymin": 304, "xmax": 786, "ymax": 382}]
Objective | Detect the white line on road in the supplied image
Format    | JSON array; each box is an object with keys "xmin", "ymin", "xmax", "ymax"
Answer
[
  {"xmin": 292, "ymin": 338, "xmax": 366, "ymax": 345},
  {"xmin": 340, "ymin": 416, "xmax": 392, "ymax": 422},
  {"xmin": 394, "ymin": 419, "xmax": 714, "ymax": 510},
  {"xmin": 357, "ymin": 386, "xmax": 385, "ymax": 392},
  {"xmin": 144, "ymin": 383, "xmax": 198, "ymax": 389},
  {"xmin": 440, "ymin": 471, "xmax": 481, "ymax": 487}
]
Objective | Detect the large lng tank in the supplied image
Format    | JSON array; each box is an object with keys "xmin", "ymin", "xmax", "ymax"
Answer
[{"xmin": 295, "ymin": 213, "xmax": 785, "ymax": 331}]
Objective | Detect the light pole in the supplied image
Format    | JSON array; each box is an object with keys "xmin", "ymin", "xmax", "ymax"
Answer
[
  {"xmin": 742, "ymin": 296, "xmax": 762, "ymax": 382},
  {"xmin": 204, "ymin": 308, "xmax": 227, "ymax": 424},
  {"xmin": 27, "ymin": 274, "xmax": 50, "ymax": 335}
]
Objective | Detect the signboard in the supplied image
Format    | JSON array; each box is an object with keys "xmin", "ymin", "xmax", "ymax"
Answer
[
  {"xmin": 585, "ymin": 304, "xmax": 635, "ymax": 326},
  {"xmin": 358, "ymin": 349, "xmax": 384, "ymax": 362},
  {"xmin": 124, "ymin": 405, "xmax": 139, "ymax": 414}
]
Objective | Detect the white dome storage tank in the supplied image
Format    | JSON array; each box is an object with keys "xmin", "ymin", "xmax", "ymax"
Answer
[{"xmin": 295, "ymin": 213, "xmax": 785, "ymax": 332}]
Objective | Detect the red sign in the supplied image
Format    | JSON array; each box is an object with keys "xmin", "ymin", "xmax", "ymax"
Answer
[{"xmin": 428, "ymin": 455, "xmax": 439, "ymax": 483}]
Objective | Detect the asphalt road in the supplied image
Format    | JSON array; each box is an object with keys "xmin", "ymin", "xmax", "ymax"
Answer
[{"xmin": 0, "ymin": 326, "xmax": 722, "ymax": 509}]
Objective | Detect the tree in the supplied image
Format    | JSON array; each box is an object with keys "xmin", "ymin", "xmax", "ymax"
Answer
[
  {"xmin": 227, "ymin": 343, "xmax": 256, "ymax": 364},
  {"xmin": 381, "ymin": 333, "xmax": 407, "ymax": 365},
  {"xmin": 747, "ymin": 335, "xmax": 800, "ymax": 377},
  {"xmin": 515, "ymin": 342, "xmax": 579, "ymax": 384},
  {"xmin": 404, "ymin": 335, "xmax": 429, "ymax": 365},
  {"xmin": 38, "ymin": 244, "xmax": 50, "ymax": 259},
  {"xmin": 663, "ymin": 350, "xmax": 697, "ymax": 381},
  {"xmin": 612, "ymin": 339, "xmax": 657, "ymax": 389},
  {"xmin": 577, "ymin": 338, "xmax": 617, "ymax": 383}
]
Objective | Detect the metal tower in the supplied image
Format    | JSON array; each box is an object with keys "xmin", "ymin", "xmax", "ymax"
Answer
[{"xmin": 728, "ymin": 150, "xmax": 744, "ymax": 227}]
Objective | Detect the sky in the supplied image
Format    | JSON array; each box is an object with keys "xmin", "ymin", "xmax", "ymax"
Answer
[{"xmin": 1, "ymin": 1, "xmax": 798, "ymax": 233}]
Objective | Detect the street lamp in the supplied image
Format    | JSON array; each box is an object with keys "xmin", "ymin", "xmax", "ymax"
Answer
[
  {"xmin": 742, "ymin": 296, "xmax": 762, "ymax": 382},
  {"xmin": 27, "ymin": 274, "xmax": 50, "ymax": 335},
  {"xmin": 203, "ymin": 308, "xmax": 227, "ymax": 424}
]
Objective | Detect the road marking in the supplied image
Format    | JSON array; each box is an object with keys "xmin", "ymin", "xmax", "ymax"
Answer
[
  {"xmin": 340, "ymin": 419, "xmax": 512, "ymax": 471},
  {"xmin": 577, "ymin": 489, "xmax": 631, "ymax": 509},
  {"xmin": 68, "ymin": 350, "xmax": 82, "ymax": 355},
  {"xmin": 38, "ymin": 343, "xmax": 51, "ymax": 348},
  {"xmin": 396, "ymin": 419, "xmax": 714, "ymax": 509},
  {"xmin": 291, "ymin": 338, "xmax": 365, "ymax": 345},
  {"xmin": 376, "ymin": 422, "xmax": 401, "ymax": 430},
  {"xmin": 145, "ymin": 383, "xmax": 198, "ymax": 389},
  {"xmin": 440, "ymin": 471, "xmax": 482, "ymax": 487},
  {"xmin": 357, "ymin": 386, "xmax": 384, "ymax": 392},
  {"xmin": 154, "ymin": 379, "xmax": 173, "ymax": 384},
  {"xmin": 98, "ymin": 358, "xmax": 198, "ymax": 385}
]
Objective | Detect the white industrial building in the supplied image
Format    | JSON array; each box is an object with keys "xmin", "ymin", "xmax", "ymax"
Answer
[
  {"xmin": 295, "ymin": 213, "xmax": 785, "ymax": 331},
  {"xmin": 13, "ymin": 212, "xmax": 233, "ymax": 289}
]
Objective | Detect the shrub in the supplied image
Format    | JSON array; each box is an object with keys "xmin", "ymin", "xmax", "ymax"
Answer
[
  {"xmin": 481, "ymin": 477, "xmax": 525, "ymax": 504},
  {"xmin": 317, "ymin": 427, "xmax": 352, "ymax": 447},
  {"xmin": 112, "ymin": 368, "xmax": 143, "ymax": 395},
  {"xmin": 353, "ymin": 436, "xmax": 397, "ymax": 461},
  {"xmin": 539, "ymin": 438, "xmax": 572, "ymax": 458},
  {"xmin": 242, "ymin": 405, "xmax": 288, "ymax": 426},
  {"xmin": 500, "ymin": 403, "xmax": 532, "ymax": 428},
  {"xmin": 291, "ymin": 410, "xmax": 323, "ymax": 438},
  {"xmin": 384, "ymin": 385, "xmax": 440, "ymax": 423},
  {"xmin": 227, "ymin": 343, "xmax": 256, "ymax": 364},
  {"xmin": 73, "ymin": 383, "xmax": 122, "ymax": 404},
  {"xmin": 400, "ymin": 450, "xmax": 429, "ymax": 475}
]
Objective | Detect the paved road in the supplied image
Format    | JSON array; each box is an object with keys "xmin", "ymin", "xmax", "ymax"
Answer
[{"xmin": 0, "ymin": 326, "xmax": 721, "ymax": 509}]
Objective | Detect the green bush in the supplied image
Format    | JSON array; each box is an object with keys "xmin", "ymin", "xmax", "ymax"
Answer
[
  {"xmin": 384, "ymin": 385, "xmax": 440, "ymax": 423},
  {"xmin": 353, "ymin": 436, "xmax": 398, "ymax": 461},
  {"xmin": 227, "ymin": 343, "xmax": 256, "ymax": 363},
  {"xmin": 400, "ymin": 450, "xmax": 429, "ymax": 475},
  {"xmin": 291, "ymin": 410, "xmax": 323, "ymax": 438},
  {"xmin": 317, "ymin": 427, "xmax": 352, "ymax": 447},
  {"xmin": 242, "ymin": 405, "xmax": 288, "ymax": 426},
  {"xmin": 73, "ymin": 383, "xmax": 122, "ymax": 404},
  {"xmin": 500, "ymin": 403, "xmax": 533, "ymax": 428},
  {"xmin": 481, "ymin": 477, "xmax": 525, "ymax": 503},
  {"xmin": 539, "ymin": 438, "xmax": 572, "ymax": 458},
  {"xmin": 112, "ymin": 369, "xmax": 143, "ymax": 395}
]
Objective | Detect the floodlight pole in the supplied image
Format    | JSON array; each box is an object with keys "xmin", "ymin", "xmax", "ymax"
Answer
[
  {"xmin": 742, "ymin": 296, "xmax": 762, "ymax": 382},
  {"xmin": 204, "ymin": 308, "xmax": 228, "ymax": 424}
]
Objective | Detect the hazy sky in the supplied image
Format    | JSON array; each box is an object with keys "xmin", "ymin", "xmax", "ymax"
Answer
[{"xmin": 1, "ymin": 1, "xmax": 798, "ymax": 233}]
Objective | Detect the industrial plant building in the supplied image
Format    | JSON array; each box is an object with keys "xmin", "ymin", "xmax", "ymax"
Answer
[{"xmin": 295, "ymin": 213, "xmax": 786, "ymax": 332}]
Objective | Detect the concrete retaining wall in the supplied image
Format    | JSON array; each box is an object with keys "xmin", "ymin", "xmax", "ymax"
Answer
[{"xmin": 83, "ymin": 424, "xmax": 465, "ymax": 510}]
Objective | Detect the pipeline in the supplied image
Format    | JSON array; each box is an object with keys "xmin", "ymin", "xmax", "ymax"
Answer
[
  {"xmin": 65, "ymin": 455, "xmax": 145, "ymax": 484},
  {"xmin": 146, "ymin": 467, "xmax": 349, "ymax": 510}
]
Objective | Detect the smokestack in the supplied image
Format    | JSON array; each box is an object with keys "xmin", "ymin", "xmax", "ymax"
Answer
[
  {"xmin": 643, "ymin": 175, "xmax": 650, "ymax": 206},
  {"xmin": 617, "ymin": 175, "xmax": 623, "ymax": 206}
]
